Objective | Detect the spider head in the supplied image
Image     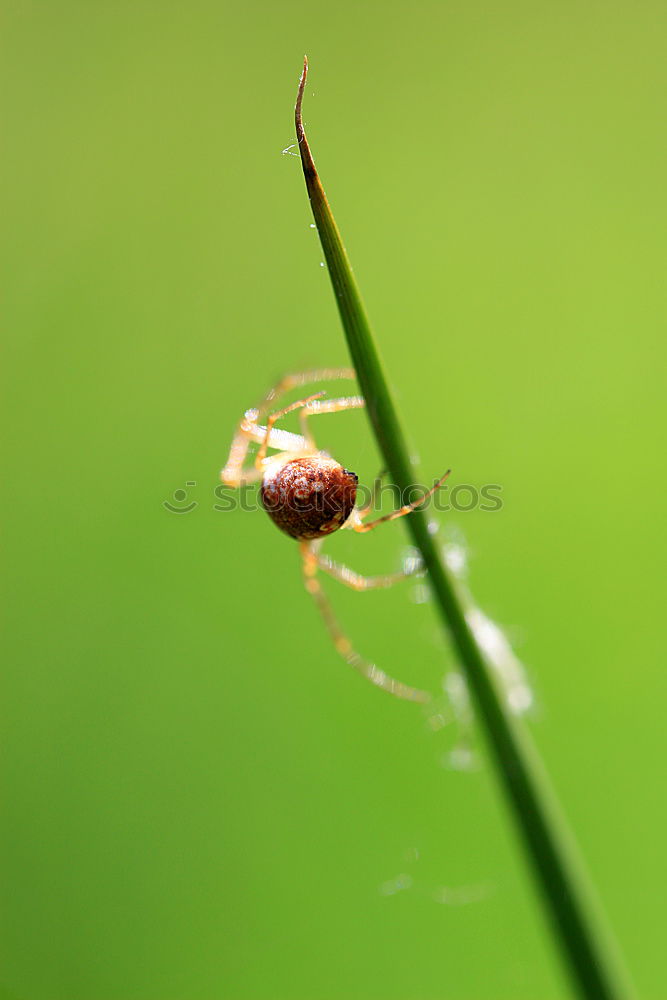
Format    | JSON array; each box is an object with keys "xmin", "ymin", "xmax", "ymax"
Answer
[{"xmin": 260, "ymin": 455, "xmax": 358, "ymax": 540}]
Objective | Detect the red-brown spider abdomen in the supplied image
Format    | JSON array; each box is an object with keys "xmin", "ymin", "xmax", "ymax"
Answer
[{"xmin": 260, "ymin": 456, "xmax": 358, "ymax": 540}]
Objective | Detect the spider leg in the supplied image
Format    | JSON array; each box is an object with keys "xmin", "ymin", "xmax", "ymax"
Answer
[
  {"xmin": 256, "ymin": 368, "xmax": 357, "ymax": 419},
  {"xmin": 351, "ymin": 470, "xmax": 451, "ymax": 534},
  {"xmin": 298, "ymin": 395, "xmax": 365, "ymax": 449},
  {"xmin": 255, "ymin": 393, "xmax": 325, "ymax": 469},
  {"xmin": 222, "ymin": 369, "xmax": 359, "ymax": 487},
  {"xmin": 316, "ymin": 550, "xmax": 423, "ymax": 591},
  {"xmin": 300, "ymin": 541, "xmax": 430, "ymax": 703},
  {"xmin": 220, "ymin": 425, "xmax": 264, "ymax": 486},
  {"xmin": 220, "ymin": 415, "xmax": 307, "ymax": 487}
]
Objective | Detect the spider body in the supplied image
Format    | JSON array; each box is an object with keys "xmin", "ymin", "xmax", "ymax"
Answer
[
  {"xmin": 260, "ymin": 456, "xmax": 358, "ymax": 539},
  {"xmin": 221, "ymin": 368, "xmax": 450, "ymax": 703}
]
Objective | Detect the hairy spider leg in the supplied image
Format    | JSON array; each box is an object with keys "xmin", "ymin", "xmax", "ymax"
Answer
[
  {"xmin": 315, "ymin": 548, "xmax": 422, "ymax": 592},
  {"xmin": 349, "ymin": 470, "xmax": 452, "ymax": 533},
  {"xmin": 255, "ymin": 393, "xmax": 326, "ymax": 468},
  {"xmin": 230, "ymin": 392, "xmax": 366, "ymax": 482},
  {"xmin": 221, "ymin": 369, "xmax": 358, "ymax": 487},
  {"xmin": 300, "ymin": 541, "xmax": 431, "ymax": 703},
  {"xmin": 298, "ymin": 394, "xmax": 365, "ymax": 449},
  {"xmin": 256, "ymin": 368, "xmax": 356, "ymax": 419},
  {"xmin": 221, "ymin": 417, "xmax": 306, "ymax": 487}
]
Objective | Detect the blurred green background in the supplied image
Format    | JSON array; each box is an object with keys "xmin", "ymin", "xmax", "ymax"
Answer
[{"xmin": 2, "ymin": 1, "xmax": 665, "ymax": 998}]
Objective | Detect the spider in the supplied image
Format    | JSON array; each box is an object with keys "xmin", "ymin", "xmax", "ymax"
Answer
[{"xmin": 221, "ymin": 368, "xmax": 450, "ymax": 703}]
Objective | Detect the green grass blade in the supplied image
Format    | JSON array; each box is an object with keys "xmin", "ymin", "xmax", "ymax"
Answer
[{"xmin": 294, "ymin": 56, "xmax": 634, "ymax": 1000}]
